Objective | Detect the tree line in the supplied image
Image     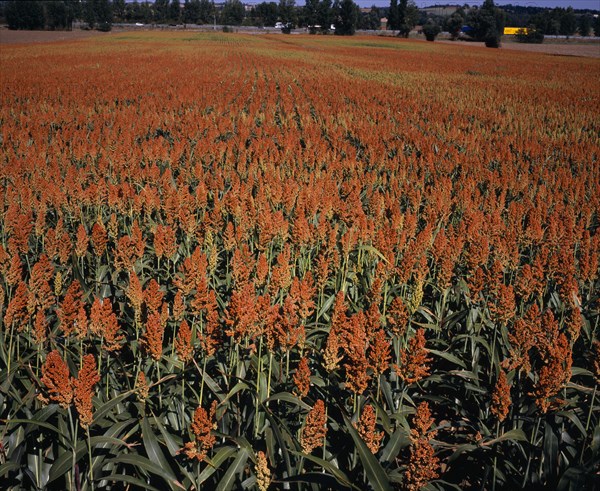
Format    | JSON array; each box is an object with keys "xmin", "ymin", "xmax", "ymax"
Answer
[{"xmin": 1, "ymin": 0, "xmax": 598, "ymax": 40}]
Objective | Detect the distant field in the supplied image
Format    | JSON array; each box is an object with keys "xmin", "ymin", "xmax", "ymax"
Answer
[
  {"xmin": 1, "ymin": 27, "xmax": 599, "ymax": 58},
  {"xmin": 1, "ymin": 31, "xmax": 599, "ymax": 491}
]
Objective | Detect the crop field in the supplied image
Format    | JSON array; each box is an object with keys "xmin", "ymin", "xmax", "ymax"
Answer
[{"xmin": 1, "ymin": 32, "xmax": 599, "ymax": 490}]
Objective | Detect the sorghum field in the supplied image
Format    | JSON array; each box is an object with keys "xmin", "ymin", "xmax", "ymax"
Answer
[{"xmin": 1, "ymin": 32, "xmax": 599, "ymax": 491}]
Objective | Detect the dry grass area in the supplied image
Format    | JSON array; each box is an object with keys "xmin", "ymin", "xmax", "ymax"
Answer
[
  {"xmin": 0, "ymin": 28, "xmax": 117, "ymax": 44},
  {"xmin": 436, "ymin": 37, "xmax": 600, "ymax": 58},
  {"xmin": 1, "ymin": 28, "xmax": 599, "ymax": 58}
]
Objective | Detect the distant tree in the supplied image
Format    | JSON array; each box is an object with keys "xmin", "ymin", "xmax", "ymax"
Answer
[
  {"xmin": 112, "ymin": 0, "xmax": 126, "ymax": 22},
  {"xmin": 221, "ymin": 0, "xmax": 245, "ymax": 25},
  {"xmin": 467, "ymin": 0, "xmax": 505, "ymax": 48},
  {"xmin": 253, "ymin": 2, "xmax": 278, "ymax": 27},
  {"xmin": 397, "ymin": 0, "xmax": 407, "ymax": 35},
  {"xmin": 6, "ymin": 0, "xmax": 45, "ymax": 29},
  {"xmin": 445, "ymin": 8, "xmax": 464, "ymax": 40},
  {"xmin": 422, "ymin": 18, "xmax": 441, "ymax": 41},
  {"xmin": 387, "ymin": 0, "xmax": 398, "ymax": 31},
  {"xmin": 140, "ymin": 2, "xmax": 154, "ymax": 23},
  {"xmin": 359, "ymin": 6, "xmax": 380, "ymax": 30},
  {"xmin": 198, "ymin": 0, "xmax": 215, "ymax": 24},
  {"xmin": 577, "ymin": 14, "xmax": 592, "ymax": 37},
  {"xmin": 334, "ymin": 0, "xmax": 358, "ymax": 35},
  {"xmin": 279, "ymin": 0, "xmax": 296, "ymax": 26},
  {"xmin": 515, "ymin": 25, "xmax": 544, "ymax": 43},
  {"xmin": 304, "ymin": 0, "xmax": 319, "ymax": 31},
  {"xmin": 45, "ymin": 0, "xmax": 75, "ymax": 30},
  {"xmin": 594, "ymin": 14, "xmax": 600, "ymax": 37},
  {"xmin": 169, "ymin": 0, "xmax": 181, "ymax": 23},
  {"xmin": 559, "ymin": 7, "xmax": 576, "ymax": 37},
  {"xmin": 183, "ymin": 0, "xmax": 200, "ymax": 24},
  {"xmin": 155, "ymin": 0, "xmax": 170, "ymax": 23},
  {"xmin": 95, "ymin": 0, "xmax": 112, "ymax": 30},
  {"xmin": 317, "ymin": 0, "xmax": 333, "ymax": 31},
  {"xmin": 397, "ymin": 0, "xmax": 417, "ymax": 37}
]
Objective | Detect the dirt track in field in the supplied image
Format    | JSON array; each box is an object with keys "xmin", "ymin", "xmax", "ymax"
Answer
[
  {"xmin": 0, "ymin": 28, "xmax": 115, "ymax": 45},
  {"xmin": 1, "ymin": 28, "xmax": 599, "ymax": 58},
  {"xmin": 437, "ymin": 38, "xmax": 600, "ymax": 58}
]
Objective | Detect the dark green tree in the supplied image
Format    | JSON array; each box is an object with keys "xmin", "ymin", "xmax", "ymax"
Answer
[
  {"xmin": 559, "ymin": 7, "xmax": 576, "ymax": 37},
  {"xmin": 183, "ymin": 0, "xmax": 200, "ymax": 24},
  {"xmin": 253, "ymin": 2, "xmax": 278, "ymax": 27},
  {"xmin": 278, "ymin": 0, "xmax": 296, "ymax": 26},
  {"xmin": 304, "ymin": 0, "xmax": 319, "ymax": 31},
  {"xmin": 334, "ymin": 0, "xmax": 358, "ymax": 35},
  {"xmin": 577, "ymin": 14, "xmax": 592, "ymax": 37},
  {"xmin": 445, "ymin": 8, "xmax": 464, "ymax": 40},
  {"xmin": 6, "ymin": 0, "xmax": 45, "ymax": 29},
  {"xmin": 397, "ymin": 0, "xmax": 407, "ymax": 35},
  {"xmin": 155, "ymin": 0, "xmax": 170, "ymax": 23},
  {"xmin": 396, "ymin": 0, "xmax": 417, "ymax": 37},
  {"xmin": 422, "ymin": 18, "xmax": 440, "ymax": 41},
  {"xmin": 221, "ymin": 0, "xmax": 245, "ymax": 25},
  {"xmin": 594, "ymin": 14, "xmax": 600, "ymax": 37},
  {"xmin": 387, "ymin": 0, "xmax": 398, "ymax": 31},
  {"xmin": 317, "ymin": 0, "xmax": 333, "ymax": 31},
  {"xmin": 515, "ymin": 25, "xmax": 544, "ymax": 43},
  {"xmin": 112, "ymin": 0, "xmax": 126, "ymax": 21},
  {"xmin": 169, "ymin": 0, "xmax": 181, "ymax": 23},
  {"xmin": 45, "ymin": 0, "xmax": 75, "ymax": 30},
  {"xmin": 467, "ymin": 0, "xmax": 505, "ymax": 48},
  {"xmin": 358, "ymin": 6, "xmax": 380, "ymax": 30},
  {"xmin": 198, "ymin": 0, "xmax": 215, "ymax": 24}
]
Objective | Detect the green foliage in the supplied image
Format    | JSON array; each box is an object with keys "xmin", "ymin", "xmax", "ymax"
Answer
[
  {"xmin": 577, "ymin": 14, "xmax": 592, "ymax": 37},
  {"xmin": 278, "ymin": 0, "xmax": 296, "ymax": 26},
  {"xmin": 334, "ymin": 0, "xmax": 359, "ymax": 36},
  {"xmin": 559, "ymin": 6, "xmax": 576, "ymax": 37},
  {"xmin": 467, "ymin": 0, "xmax": 505, "ymax": 48},
  {"xmin": 252, "ymin": 2, "xmax": 279, "ymax": 27},
  {"xmin": 422, "ymin": 18, "xmax": 441, "ymax": 42},
  {"xmin": 358, "ymin": 6, "xmax": 381, "ymax": 31},
  {"xmin": 221, "ymin": 0, "xmax": 245, "ymax": 26},
  {"xmin": 445, "ymin": 9, "xmax": 465, "ymax": 40},
  {"xmin": 5, "ymin": 0, "xmax": 45, "ymax": 30},
  {"xmin": 83, "ymin": 0, "xmax": 112, "ymax": 31},
  {"xmin": 515, "ymin": 26, "xmax": 544, "ymax": 44},
  {"xmin": 387, "ymin": 0, "xmax": 398, "ymax": 31}
]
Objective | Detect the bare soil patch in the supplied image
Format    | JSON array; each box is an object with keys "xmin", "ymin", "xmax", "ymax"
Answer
[
  {"xmin": 437, "ymin": 38, "xmax": 600, "ymax": 58},
  {"xmin": 0, "ymin": 28, "xmax": 117, "ymax": 45}
]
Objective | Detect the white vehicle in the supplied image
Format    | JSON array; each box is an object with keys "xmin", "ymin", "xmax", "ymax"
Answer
[{"xmin": 275, "ymin": 22, "xmax": 284, "ymax": 29}]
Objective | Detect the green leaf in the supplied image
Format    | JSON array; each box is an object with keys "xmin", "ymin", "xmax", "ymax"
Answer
[
  {"xmin": 141, "ymin": 416, "xmax": 177, "ymax": 486},
  {"xmin": 342, "ymin": 413, "xmax": 392, "ymax": 491},
  {"xmin": 216, "ymin": 447, "xmax": 249, "ymax": 491},
  {"xmin": 220, "ymin": 381, "xmax": 250, "ymax": 405},
  {"xmin": 482, "ymin": 428, "xmax": 527, "ymax": 446},
  {"xmin": 265, "ymin": 392, "xmax": 311, "ymax": 411},
  {"xmin": 282, "ymin": 472, "xmax": 353, "ymax": 489},
  {"xmin": 0, "ymin": 462, "xmax": 20, "ymax": 477},
  {"xmin": 197, "ymin": 446, "xmax": 237, "ymax": 484},
  {"xmin": 48, "ymin": 440, "xmax": 87, "ymax": 483},
  {"xmin": 380, "ymin": 426, "xmax": 410, "ymax": 463},
  {"xmin": 293, "ymin": 452, "xmax": 358, "ymax": 490},
  {"xmin": 102, "ymin": 474, "xmax": 162, "ymax": 491},
  {"xmin": 428, "ymin": 349, "xmax": 467, "ymax": 369},
  {"xmin": 108, "ymin": 454, "xmax": 186, "ymax": 489},
  {"xmin": 6, "ymin": 418, "xmax": 69, "ymax": 442},
  {"xmin": 92, "ymin": 389, "xmax": 135, "ymax": 424},
  {"xmin": 153, "ymin": 414, "xmax": 181, "ymax": 457},
  {"xmin": 447, "ymin": 444, "xmax": 478, "ymax": 463},
  {"xmin": 543, "ymin": 421, "xmax": 559, "ymax": 481}
]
